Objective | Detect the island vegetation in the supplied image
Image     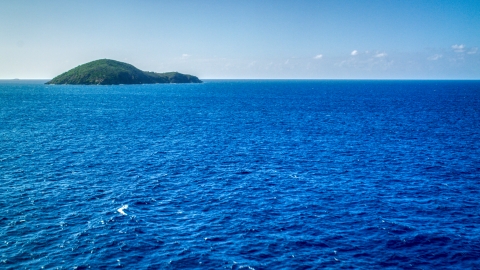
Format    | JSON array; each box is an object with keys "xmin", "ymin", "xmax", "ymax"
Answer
[{"xmin": 46, "ymin": 59, "xmax": 202, "ymax": 85}]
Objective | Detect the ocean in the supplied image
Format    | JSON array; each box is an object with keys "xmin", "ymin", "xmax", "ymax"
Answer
[{"xmin": 1, "ymin": 80, "xmax": 479, "ymax": 269}]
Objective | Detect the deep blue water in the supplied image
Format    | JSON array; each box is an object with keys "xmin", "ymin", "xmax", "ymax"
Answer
[{"xmin": 1, "ymin": 80, "xmax": 480, "ymax": 269}]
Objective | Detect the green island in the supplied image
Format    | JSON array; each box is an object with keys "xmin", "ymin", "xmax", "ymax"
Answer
[{"xmin": 46, "ymin": 59, "xmax": 202, "ymax": 85}]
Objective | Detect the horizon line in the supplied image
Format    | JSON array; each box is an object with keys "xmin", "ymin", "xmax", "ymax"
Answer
[{"xmin": 1, "ymin": 78, "xmax": 480, "ymax": 81}]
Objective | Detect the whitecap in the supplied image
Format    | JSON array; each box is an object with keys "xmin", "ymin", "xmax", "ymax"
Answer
[{"xmin": 117, "ymin": 204, "xmax": 128, "ymax": 215}]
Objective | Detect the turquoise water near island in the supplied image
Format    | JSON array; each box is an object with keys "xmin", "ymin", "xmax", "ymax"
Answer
[{"xmin": 1, "ymin": 80, "xmax": 480, "ymax": 269}]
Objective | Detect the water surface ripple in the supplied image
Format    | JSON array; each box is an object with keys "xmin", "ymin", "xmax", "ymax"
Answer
[{"xmin": 1, "ymin": 80, "xmax": 479, "ymax": 269}]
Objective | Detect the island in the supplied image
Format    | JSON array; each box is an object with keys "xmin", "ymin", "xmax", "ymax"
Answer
[{"xmin": 45, "ymin": 59, "xmax": 202, "ymax": 85}]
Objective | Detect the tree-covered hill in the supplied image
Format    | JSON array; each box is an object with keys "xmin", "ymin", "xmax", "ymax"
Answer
[{"xmin": 46, "ymin": 59, "xmax": 202, "ymax": 85}]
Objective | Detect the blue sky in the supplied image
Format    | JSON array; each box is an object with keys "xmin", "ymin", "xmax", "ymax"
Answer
[{"xmin": 1, "ymin": 0, "xmax": 479, "ymax": 79}]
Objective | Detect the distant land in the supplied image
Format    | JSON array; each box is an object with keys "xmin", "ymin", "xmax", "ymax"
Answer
[{"xmin": 46, "ymin": 59, "xmax": 202, "ymax": 85}]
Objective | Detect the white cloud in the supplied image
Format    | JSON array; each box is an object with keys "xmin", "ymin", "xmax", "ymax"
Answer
[
  {"xmin": 285, "ymin": 59, "xmax": 289, "ymax": 65},
  {"xmin": 335, "ymin": 54, "xmax": 393, "ymax": 71},
  {"xmin": 351, "ymin": 50, "xmax": 358, "ymax": 56},
  {"xmin": 313, "ymin": 54, "xmax": 323, "ymax": 59},
  {"xmin": 467, "ymin": 47, "xmax": 478, "ymax": 54},
  {"xmin": 181, "ymin": 54, "xmax": 191, "ymax": 59},
  {"xmin": 452, "ymin": 44, "xmax": 465, "ymax": 53},
  {"xmin": 247, "ymin": 61, "xmax": 257, "ymax": 67},
  {"xmin": 428, "ymin": 54, "xmax": 443, "ymax": 61}
]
